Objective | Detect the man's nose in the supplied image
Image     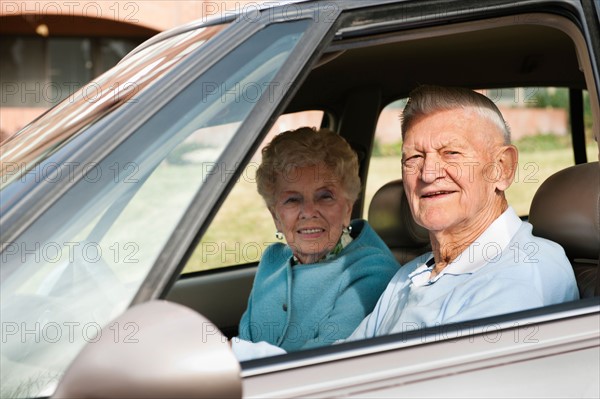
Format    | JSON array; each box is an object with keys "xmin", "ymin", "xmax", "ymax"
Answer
[{"xmin": 420, "ymin": 155, "xmax": 446, "ymax": 183}]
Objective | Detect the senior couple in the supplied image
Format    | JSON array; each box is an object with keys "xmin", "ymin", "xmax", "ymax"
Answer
[{"xmin": 231, "ymin": 85, "xmax": 579, "ymax": 360}]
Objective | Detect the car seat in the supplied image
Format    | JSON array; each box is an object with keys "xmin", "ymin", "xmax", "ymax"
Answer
[
  {"xmin": 529, "ymin": 161, "xmax": 600, "ymax": 298},
  {"xmin": 368, "ymin": 179, "xmax": 431, "ymax": 264}
]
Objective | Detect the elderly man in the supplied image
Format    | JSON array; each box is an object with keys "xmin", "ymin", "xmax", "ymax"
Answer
[
  {"xmin": 232, "ymin": 85, "xmax": 579, "ymax": 359},
  {"xmin": 346, "ymin": 85, "xmax": 579, "ymax": 340}
]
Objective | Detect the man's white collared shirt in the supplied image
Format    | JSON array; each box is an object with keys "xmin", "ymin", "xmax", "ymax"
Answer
[{"xmin": 348, "ymin": 207, "xmax": 579, "ymax": 340}]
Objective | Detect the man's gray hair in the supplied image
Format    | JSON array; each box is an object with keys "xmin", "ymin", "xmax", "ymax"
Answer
[{"xmin": 401, "ymin": 85, "xmax": 511, "ymax": 144}]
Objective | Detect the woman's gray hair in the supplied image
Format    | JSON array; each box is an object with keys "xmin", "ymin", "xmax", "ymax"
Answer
[
  {"xmin": 256, "ymin": 127, "xmax": 361, "ymax": 207},
  {"xmin": 401, "ymin": 85, "xmax": 511, "ymax": 144}
]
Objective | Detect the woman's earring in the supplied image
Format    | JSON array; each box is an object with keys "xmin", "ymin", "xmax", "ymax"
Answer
[
  {"xmin": 275, "ymin": 231, "xmax": 284, "ymax": 240},
  {"xmin": 341, "ymin": 225, "xmax": 353, "ymax": 247}
]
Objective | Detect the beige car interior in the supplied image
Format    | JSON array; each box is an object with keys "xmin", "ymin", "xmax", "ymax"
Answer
[
  {"xmin": 367, "ymin": 179, "xmax": 431, "ymax": 264},
  {"xmin": 529, "ymin": 161, "xmax": 600, "ymax": 298}
]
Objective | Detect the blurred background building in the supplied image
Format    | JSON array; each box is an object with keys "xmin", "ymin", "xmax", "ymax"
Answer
[
  {"xmin": 1, "ymin": 1, "xmax": 570, "ymax": 144},
  {"xmin": 0, "ymin": 0, "xmax": 267, "ymax": 142}
]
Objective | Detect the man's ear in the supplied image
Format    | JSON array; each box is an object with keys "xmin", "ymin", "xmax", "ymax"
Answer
[{"xmin": 494, "ymin": 144, "xmax": 518, "ymax": 192}]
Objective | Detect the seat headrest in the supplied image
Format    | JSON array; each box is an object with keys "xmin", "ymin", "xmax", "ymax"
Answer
[
  {"xmin": 368, "ymin": 179, "xmax": 430, "ymax": 249},
  {"xmin": 529, "ymin": 162, "xmax": 599, "ymax": 260}
]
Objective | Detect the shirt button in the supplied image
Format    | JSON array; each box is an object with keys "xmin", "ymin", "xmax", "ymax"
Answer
[{"xmin": 282, "ymin": 304, "xmax": 288, "ymax": 312}]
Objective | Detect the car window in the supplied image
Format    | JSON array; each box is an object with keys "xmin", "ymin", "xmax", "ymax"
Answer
[
  {"xmin": 182, "ymin": 110, "xmax": 325, "ymax": 273},
  {"xmin": 366, "ymin": 87, "xmax": 596, "ymax": 218},
  {"xmin": 0, "ymin": 20, "xmax": 311, "ymax": 399}
]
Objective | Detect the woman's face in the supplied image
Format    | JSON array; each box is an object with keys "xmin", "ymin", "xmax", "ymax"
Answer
[{"xmin": 271, "ymin": 164, "xmax": 353, "ymax": 264}]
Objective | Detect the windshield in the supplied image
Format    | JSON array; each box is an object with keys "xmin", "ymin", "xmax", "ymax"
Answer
[{"xmin": 0, "ymin": 19, "xmax": 310, "ymax": 398}]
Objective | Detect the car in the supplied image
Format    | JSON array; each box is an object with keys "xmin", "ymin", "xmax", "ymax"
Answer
[{"xmin": 1, "ymin": 0, "xmax": 599, "ymax": 397}]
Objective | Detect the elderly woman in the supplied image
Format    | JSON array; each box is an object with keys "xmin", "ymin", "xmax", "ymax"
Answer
[{"xmin": 236, "ymin": 127, "xmax": 398, "ymax": 353}]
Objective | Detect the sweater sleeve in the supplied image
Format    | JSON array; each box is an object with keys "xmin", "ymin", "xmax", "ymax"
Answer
[
  {"xmin": 237, "ymin": 248, "xmax": 267, "ymax": 341},
  {"xmin": 236, "ymin": 243, "xmax": 289, "ymax": 342}
]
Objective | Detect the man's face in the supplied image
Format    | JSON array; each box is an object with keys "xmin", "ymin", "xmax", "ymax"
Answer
[{"xmin": 401, "ymin": 108, "xmax": 506, "ymax": 235}]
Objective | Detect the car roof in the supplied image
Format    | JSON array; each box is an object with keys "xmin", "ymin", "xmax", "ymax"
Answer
[{"xmin": 287, "ymin": 19, "xmax": 585, "ymax": 113}]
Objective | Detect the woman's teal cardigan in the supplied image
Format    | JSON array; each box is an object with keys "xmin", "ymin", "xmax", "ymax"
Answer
[{"xmin": 238, "ymin": 219, "xmax": 399, "ymax": 352}]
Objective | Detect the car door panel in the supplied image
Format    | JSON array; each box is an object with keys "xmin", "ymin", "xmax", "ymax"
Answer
[{"xmin": 166, "ymin": 265, "xmax": 257, "ymax": 337}]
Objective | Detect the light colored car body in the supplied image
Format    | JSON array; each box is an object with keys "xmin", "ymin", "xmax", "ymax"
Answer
[{"xmin": 1, "ymin": 1, "xmax": 599, "ymax": 398}]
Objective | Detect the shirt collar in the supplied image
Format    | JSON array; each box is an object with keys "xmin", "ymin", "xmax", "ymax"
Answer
[{"xmin": 409, "ymin": 207, "xmax": 522, "ymax": 286}]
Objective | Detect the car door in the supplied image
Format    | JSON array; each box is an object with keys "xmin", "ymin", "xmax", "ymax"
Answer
[{"xmin": 235, "ymin": 1, "xmax": 600, "ymax": 398}]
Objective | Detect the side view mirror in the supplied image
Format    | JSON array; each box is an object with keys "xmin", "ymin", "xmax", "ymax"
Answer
[{"xmin": 52, "ymin": 300, "xmax": 241, "ymax": 398}]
